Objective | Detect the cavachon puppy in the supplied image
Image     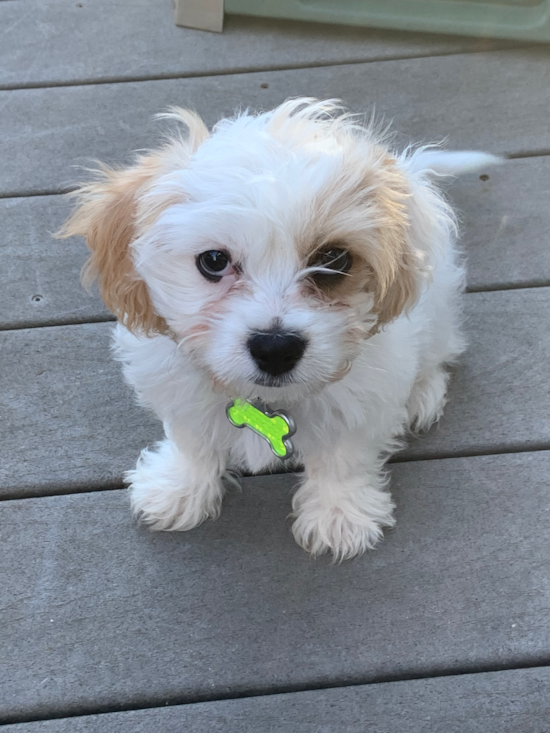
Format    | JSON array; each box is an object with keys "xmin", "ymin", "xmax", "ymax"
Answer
[{"xmin": 60, "ymin": 99, "xmax": 498, "ymax": 560}]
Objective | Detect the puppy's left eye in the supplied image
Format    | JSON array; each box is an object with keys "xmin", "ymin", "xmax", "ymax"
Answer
[
  {"xmin": 197, "ymin": 250, "xmax": 233, "ymax": 282},
  {"xmin": 309, "ymin": 247, "xmax": 352, "ymax": 283}
]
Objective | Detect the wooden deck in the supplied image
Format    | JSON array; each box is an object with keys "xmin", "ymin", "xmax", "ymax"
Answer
[{"xmin": 1, "ymin": 1, "xmax": 549, "ymax": 729}]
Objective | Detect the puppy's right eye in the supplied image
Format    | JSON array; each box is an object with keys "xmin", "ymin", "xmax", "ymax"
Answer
[{"xmin": 196, "ymin": 250, "xmax": 233, "ymax": 282}]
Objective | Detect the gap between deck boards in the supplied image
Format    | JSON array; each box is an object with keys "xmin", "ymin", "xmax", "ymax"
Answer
[
  {"xmin": 2, "ymin": 445, "xmax": 549, "ymax": 502},
  {"xmin": 0, "ymin": 45, "xmax": 529, "ymax": 93},
  {"xmin": 1, "ymin": 280, "xmax": 549, "ymax": 333},
  {"xmin": 2, "ymin": 657, "xmax": 550, "ymax": 727},
  {"xmin": 1, "ymin": 150, "xmax": 550, "ymax": 201}
]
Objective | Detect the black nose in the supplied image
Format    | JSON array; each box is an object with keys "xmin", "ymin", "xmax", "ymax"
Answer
[{"xmin": 247, "ymin": 329, "xmax": 307, "ymax": 377}]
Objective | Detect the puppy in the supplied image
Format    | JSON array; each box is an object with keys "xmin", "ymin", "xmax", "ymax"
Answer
[{"xmin": 61, "ymin": 98, "xmax": 498, "ymax": 560}]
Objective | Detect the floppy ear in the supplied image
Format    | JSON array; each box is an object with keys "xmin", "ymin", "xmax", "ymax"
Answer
[
  {"xmin": 368, "ymin": 216, "xmax": 422, "ymax": 331},
  {"xmin": 57, "ymin": 109, "xmax": 209, "ymax": 335},
  {"xmin": 358, "ymin": 160, "xmax": 425, "ymax": 332},
  {"xmin": 366, "ymin": 155, "xmax": 455, "ymax": 333},
  {"xmin": 371, "ymin": 147, "xmax": 500, "ymax": 327}
]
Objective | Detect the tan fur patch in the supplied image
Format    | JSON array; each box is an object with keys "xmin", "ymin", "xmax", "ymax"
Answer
[
  {"xmin": 57, "ymin": 109, "xmax": 209, "ymax": 336},
  {"xmin": 301, "ymin": 148, "xmax": 422, "ymax": 333}
]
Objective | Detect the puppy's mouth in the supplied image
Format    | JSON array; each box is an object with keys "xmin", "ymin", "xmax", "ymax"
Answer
[{"xmin": 252, "ymin": 373, "xmax": 296, "ymax": 388}]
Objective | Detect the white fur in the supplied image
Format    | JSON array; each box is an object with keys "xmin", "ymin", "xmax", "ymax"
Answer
[
  {"xmin": 407, "ymin": 149, "xmax": 502, "ymax": 177},
  {"xmin": 109, "ymin": 100, "xmax": 497, "ymax": 559}
]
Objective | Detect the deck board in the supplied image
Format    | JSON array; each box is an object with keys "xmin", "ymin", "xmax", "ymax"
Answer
[
  {"xmin": 401, "ymin": 288, "xmax": 550, "ymax": 460},
  {"xmin": 451, "ymin": 157, "xmax": 550, "ymax": 291},
  {"xmin": 3, "ymin": 667, "xmax": 550, "ymax": 732},
  {"xmin": 1, "ymin": 50, "xmax": 550, "ymax": 197},
  {"xmin": 2, "ymin": 157, "xmax": 549, "ymax": 330},
  {"xmin": 0, "ymin": 0, "xmax": 510, "ymax": 90},
  {"xmin": 1, "ymin": 288, "xmax": 549, "ymax": 497},
  {"xmin": 1, "ymin": 454, "xmax": 549, "ymax": 721},
  {"xmin": 0, "ymin": 323, "xmax": 162, "ymax": 497},
  {"xmin": 0, "ymin": 196, "xmax": 110, "ymax": 330}
]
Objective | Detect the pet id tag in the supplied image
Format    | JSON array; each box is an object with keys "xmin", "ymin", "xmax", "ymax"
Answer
[{"xmin": 226, "ymin": 399, "xmax": 295, "ymax": 460}]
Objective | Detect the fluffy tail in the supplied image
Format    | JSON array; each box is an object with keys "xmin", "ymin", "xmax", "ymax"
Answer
[{"xmin": 406, "ymin": 149, "xmax": 504, "ymax": 177}]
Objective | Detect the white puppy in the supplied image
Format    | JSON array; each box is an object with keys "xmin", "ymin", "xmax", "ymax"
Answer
[{"xmin": 62, "ymin": 99, "xmax": 498, "ymax": 560}]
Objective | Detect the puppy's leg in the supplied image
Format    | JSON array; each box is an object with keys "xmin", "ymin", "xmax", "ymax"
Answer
[
  {"xmin": 406, "ymin": 319, "xmax": 465, "ymax": 431},
  {"xmin": 407, "ymin": 364, "xmax": 450, "ymax": 432},
  {"xmin": 407, "ymin": 269, "xmax": 466, "ymax": 432},
  {"xmin": 127, "ymin": 427, "xmax": 226, "ymax": 531},
  {"xmin": 292, "ymin": 432, "xmax": 395, "ymax": 560}
]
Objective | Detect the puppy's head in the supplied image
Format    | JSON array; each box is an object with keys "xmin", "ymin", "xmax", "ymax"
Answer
[{"xmin": 61, "ymin": 99, "xmax": 453, "ymax": 401}]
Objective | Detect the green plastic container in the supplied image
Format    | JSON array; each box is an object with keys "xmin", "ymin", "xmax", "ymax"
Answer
[{"xmin": 225, "ymin": 0, "xmax": 550, "ymax": 41}]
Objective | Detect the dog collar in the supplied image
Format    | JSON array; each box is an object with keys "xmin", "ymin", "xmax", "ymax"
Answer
[{"xmin": 226, "ymin": 399, "xmax": 295, "ymax": 460}]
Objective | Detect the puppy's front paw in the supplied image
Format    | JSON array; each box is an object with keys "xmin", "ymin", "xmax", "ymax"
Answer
[
  {"xmin": 291, "ymin": 479, "xmax": 395, "ymax": 560},
  {"xmin": 126, "ymin": 440, "xmax": 223, "ymax": 531}
]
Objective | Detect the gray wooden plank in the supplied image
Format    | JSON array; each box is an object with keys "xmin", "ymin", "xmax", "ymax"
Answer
[
  {"xmin": 451, "ymin": 156, "xmax": 550, "ymax": 291},
  {"xmin": 0, "ymin": 323, "xmax": 163, "ymax": 496},
  {"xmin": 0, "ymin": 0, "xmax": 510, "ymax": 90},
  {"xmin": 3, "ymin": 667, "xmax": 550, "ymax": 732},
  {"xmin": 1, "ymin": 49, "xmax": 549, "ymax": 197},
  {"xmin": 1, "ymin": 453, "xmax": 549, "ymax": 721},
  {"xmin": 401, "ymin": 287, "xmax": 550, "ymax": 460},
  {"xmin": 0, "ymin": 196, "xmax": 110, "ymax": 329},
  {"xmin": 2, "ymin": 157, "xmax": 549, "ymax": 330},
  {"xmin": 1, "ymin": 288, "xmax": 549, "ymax": 496}
]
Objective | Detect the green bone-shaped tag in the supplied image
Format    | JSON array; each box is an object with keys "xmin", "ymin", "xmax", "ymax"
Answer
[{"xmin": 226, "ymin": 399, "xmax": 295, "ymax": 460}]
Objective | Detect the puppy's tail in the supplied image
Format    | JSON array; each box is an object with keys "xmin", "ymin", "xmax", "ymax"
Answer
[{"xmin": 406, "ymin": 149, "xmax": 504, "ymax": 177}]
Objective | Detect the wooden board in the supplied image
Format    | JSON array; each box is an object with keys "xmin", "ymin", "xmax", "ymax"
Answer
[
  {"xmin": 3, "ymin": 667, "xmax": 550, "ymax": 733},
  {"xmin": 0, "ymin": 195, "xmax": 111, "ymax": 330},
  {"xmin": 0, "ymin": 323, "xmax": 163, "ymax": 497},
  {"xmin": 3, "ymin": 666, "xmax": 550, "ymax": 732},
  {"xmin": 402, "ymin": 287, "xmax": 550, "ymax": 460},
  {"xmin": 2, "ymin": 157, "xmax": 549, "ymax": 330},
  {"xmin": 0, "ymin": 0, "xmax": 509, "ymax": 90},
  {"xmin": 1, "ymin": 453, "xmax": 549, "ymax": 721},
  {"xmin": 1, "ymin": 49, "xmax": 549, "ymax": 197},
  {"xmin": 1, "ymin": 288, "xmax": 549, "ymax": 497},
  {"xmin": 451, "ymin": 156, "xmax": 550, "ymax": 292}
]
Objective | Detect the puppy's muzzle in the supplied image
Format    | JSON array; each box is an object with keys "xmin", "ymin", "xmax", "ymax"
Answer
[{"xmin": 247, "ymin": 328, "xmax": 307, "ymax": 377}]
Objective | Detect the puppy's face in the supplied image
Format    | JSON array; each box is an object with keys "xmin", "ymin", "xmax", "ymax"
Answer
[{"xmin": 62, "ymin": 100, "xmax": 439, "ymax": 402}]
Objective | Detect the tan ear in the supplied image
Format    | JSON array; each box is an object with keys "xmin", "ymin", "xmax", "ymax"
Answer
[
  {"xmin": 370, "ymin": 233, "xmax": 424, "ymax": 331},
  {"xmin": 57, "ymin": 109, "xmax": 209, "ymax": 335},
  {"xmin": 364, "ymin": 160, "xmax": 427, "ymax": 333}
]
